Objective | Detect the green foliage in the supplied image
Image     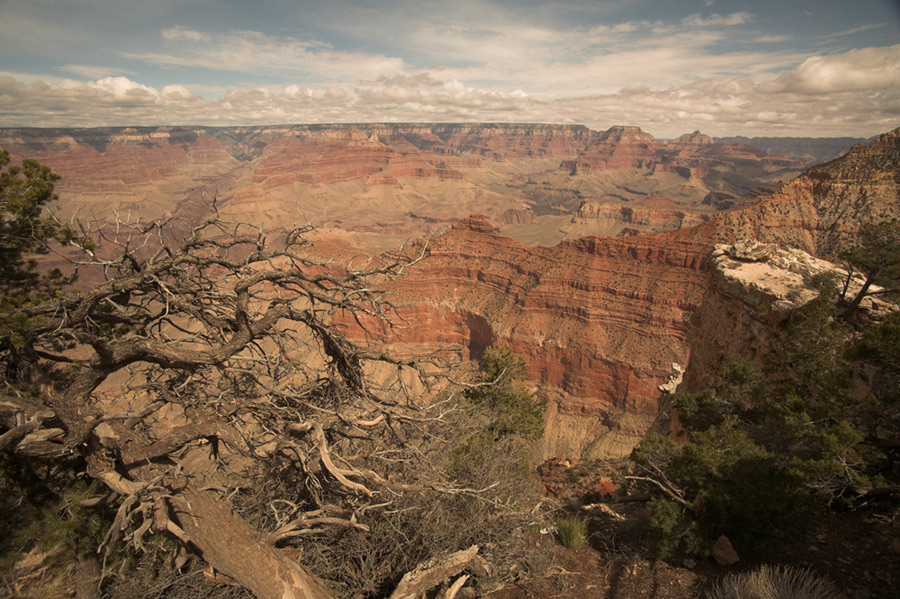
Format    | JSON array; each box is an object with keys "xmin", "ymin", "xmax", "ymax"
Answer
[
  {"xmin": 465, "ymin": 345, "xmax": 546, "ymax": 440},
  {"xmin": 635, "ymin": 426, "xmax": 812, "ymax": 558},
  {"xmin": 554, "ymin": 515, "xmax": 587, "ymax": 549},
  {"xmin": 0, "ymin": 150, "xmax": 85, "ymax": 298},
  {"xmin": 705, "ymin": 564, "xmax": 846, "ymax": 599},
  {"xmin": 16, "ymin": 480, "xmax": 108, "ymax": 558},
  {"xmin": 0, "ymin": 460, "xmax": 117, "ymax": 597},
  {"xmin": 771, "ymin": 286, "xmax": 853, "ymax": 412},
  {"xmin": 0, "ymin": 149, "xmax": 61, "ymax": 290},
  {"xmin": 840, "ymin": 219, "xmax": 900, "ymax": 315},
  {"xmin": 673, "ymin": 359, "xmax": 764, "ymax": 430},
  {"xmin": 852, "ymin": 311, "xmax": 900, "ymax": 406},
  {"xmin": 646, "ymin": 496, "xmax": 707, "ymax": 558},
  {"xmin": 0, "ymin": 150, "xmax": 90, "ymax": 360},
  {"xmin": 447, "ymin": 345, "xmax": 546, "ymax": 507},
  {"xmin": 635, "ymin": 227, "xmax": 900, "ymax": 558},
  {"xmin": 842, "ymin": 219, "xmax": 900, "ymax": 290}
]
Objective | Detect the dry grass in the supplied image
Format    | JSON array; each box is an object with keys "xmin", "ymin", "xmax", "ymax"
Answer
[
  {"xmin": 705, "ymin": 564, "xmax": 846, "ymax": 599},
  {"xmin": 554, "ymin": 516, "xmax": 588, "ymax": 550}
]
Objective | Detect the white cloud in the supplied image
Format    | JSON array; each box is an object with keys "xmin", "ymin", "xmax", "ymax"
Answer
[
  {"xmin": 161, "ymin": 26, "xmax": 211, "ymax": 42},
  {"xmin": 754, "ymin": 34, "xmax": 791, "ymax": 43},
  {"xmin": 829, "ymin": 23, "xmax": 888, "ymax": 38},
  {"xmin": 681, "ymin": 12, "xmax": 754, "ymax": 28},
  {"xmin": 1, "ymin": 7, "xmax": 898, "ymax": 140},
  {"xmin": 160, "ymin": 85, "xmax": 201, "ymax": 102},
  {"xmin": 773, "ymin": 45, "xmax": 900, "ymax": 93}
]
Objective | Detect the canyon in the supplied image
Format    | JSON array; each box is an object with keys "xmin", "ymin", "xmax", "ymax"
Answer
[
  {"xmin": 0, "ymin": 123, "xmax": 809, "ymax": 249},
  {"xmin": 1, "ymin": 124, "xmax": 896, "ymax": 458}
]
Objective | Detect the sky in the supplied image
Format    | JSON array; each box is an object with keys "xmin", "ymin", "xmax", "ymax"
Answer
[{"xmin": 0, "ymin": 0, "xmax": 898, "ymax": 138}]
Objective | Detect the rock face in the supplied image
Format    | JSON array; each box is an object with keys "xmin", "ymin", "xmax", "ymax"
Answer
[
  {"xmin": 0, "ymin": 123, "xmax": 809, "ymax": 250},
  {"xmin": 716, "ymin": 128, "xmax": 900, "ymax": 259},
  {"xmin": 712, "ymin": 536, "xmax": 740, "ymax": 566},
  {"xmin": 0, "ymin": 124, "xmax": 891, "ymax": 461},
  {"xmin": 715, "ymin": 135, "xmax": 869, "ymax": 165},
  {"xmin": 573, "ymin": 194, "xmax": 710, "ymax": 237},
  {"xmin": 342, "ymin": 215, "xmax": 714, "ymax": 458},
  {"xmin": 563, "ymin": 126, "xmax": 803, "ymax": 194},
  {"xmin": 680, "ymin": 240, "xmax": 893, "ymax": 394}
]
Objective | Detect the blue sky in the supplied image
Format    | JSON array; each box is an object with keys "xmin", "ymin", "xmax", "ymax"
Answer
[{"xmin": 0, "ymin": 0, "xmax": 898, "ymax": 136}]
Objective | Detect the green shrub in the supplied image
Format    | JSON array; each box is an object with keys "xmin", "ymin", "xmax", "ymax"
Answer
[
  {"xmin": 466, "ymin": 345, "xmax": 546, "ymax": 440},
  {"xmin": 554, "ymin": 516, "xmax": 587, "ymax": 549},
  {"xmin": 705, "ymin": 565, "xmax": 845, "ymax": 599},
  {"xmin": 633, "ymin": 426, "xmax": 813, "ymax": 558}
]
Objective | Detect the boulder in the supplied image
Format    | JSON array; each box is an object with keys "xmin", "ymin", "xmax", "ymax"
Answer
[{"xmin": 712, "ymin": 535, "xmax": 740, "ymax": 565}]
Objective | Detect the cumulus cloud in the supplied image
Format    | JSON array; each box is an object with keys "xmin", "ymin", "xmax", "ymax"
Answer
[
  {"xmin": 1, "ymin": 6, "xmax": 898, "ymax": 140},
  {"xmin": 2, "ymin": 41, "xmax": 898, "ymax": 138},
  {"xmin": 374, "ymin": 73, "xmax": 444, "ymax": 88},
  {"xmin": 773, "ymin": 45, "xmax": 900, "ymax": 93}
]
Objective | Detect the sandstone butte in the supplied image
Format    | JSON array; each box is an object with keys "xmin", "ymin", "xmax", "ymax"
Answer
[{"xmin": 0, "ymin": 124, "xmax": 896, "ymax": 459}]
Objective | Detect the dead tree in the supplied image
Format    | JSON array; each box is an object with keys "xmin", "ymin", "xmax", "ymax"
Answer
[{"xmin": 0, "ymin": 211, "xmax": 474, "ymax": 599}]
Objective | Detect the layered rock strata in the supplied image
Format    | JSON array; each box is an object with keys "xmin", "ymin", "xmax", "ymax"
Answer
[
  {"xmin": 716, "ymin": 128, "xmax": 900, "ymax": 258},
  {"xmin": 341, "ymin": 214, "xmax": 714, "ymax": 458},
  {"xmin": 0, "ymin": 123, "xmax": 808, "ymax": 250}
]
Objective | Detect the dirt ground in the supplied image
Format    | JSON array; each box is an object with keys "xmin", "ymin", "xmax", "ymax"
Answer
[{"xmin": 483, "ymin": 459, "xmax": 900, "ymax": 599}]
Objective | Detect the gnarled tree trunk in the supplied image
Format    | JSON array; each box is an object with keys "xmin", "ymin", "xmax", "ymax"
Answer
[{"xmin": 171, "ymin": 483, "xmax": 335, "ymax": 599}]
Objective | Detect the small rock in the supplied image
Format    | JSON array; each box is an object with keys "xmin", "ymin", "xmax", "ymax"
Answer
[
  {"xmin": 712, "ymin": 535, "xmax": 740, "ymax": 565},
  {"xmin": 682, "ymin": 558, "xmax": 697, "ymax": 569}
]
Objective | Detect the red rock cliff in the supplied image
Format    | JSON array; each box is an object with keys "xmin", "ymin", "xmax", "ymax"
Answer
[{"xmin": 340, "ymin": 215, "xmax": 715, "ymax": 458}]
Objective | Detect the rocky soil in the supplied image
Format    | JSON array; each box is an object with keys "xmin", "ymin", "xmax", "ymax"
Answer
[{"xmin": 479, "ymin": 460, "xmax": 900, "ymax": 599}]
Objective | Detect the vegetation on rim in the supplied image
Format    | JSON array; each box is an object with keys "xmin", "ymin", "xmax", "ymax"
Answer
[{"xmin": 631, "ymin": 228, "xmax": 900, "ymax": 560}]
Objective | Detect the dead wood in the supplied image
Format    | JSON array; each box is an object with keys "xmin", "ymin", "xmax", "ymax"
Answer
[
  {"xmin": 389, "ymin": 545, "xmax": 489, "ymax": 599},
  {"xmin": 0, "ymin": 210, "xmax": 468, "ymax": 599}
]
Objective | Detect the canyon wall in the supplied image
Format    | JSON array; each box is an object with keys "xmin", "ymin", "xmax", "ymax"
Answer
[
  {"xmin": 342, "ymin": 214, "xmax": 715, "ymax": 458},
  {"xmin": 0, "ymin": 123, "xmax": 808, "ymax": 250},
  {"xmin": 1, "ymin": 124, "xmax": 892, "ymax": 460},
  {"xmin": 716, "ymin": 128, "xmax": 900, "ymax": 259}
]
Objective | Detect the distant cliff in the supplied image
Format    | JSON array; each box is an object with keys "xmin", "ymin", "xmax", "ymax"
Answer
[
  {"xmin": 1, "ymin": 124, "xmax": 892, "ymax": 461},
  {"xmin": 714, "ymin": 135, "xmax": 867, "ymax": 165},
  {"xmin": 338, "ymin": 214, "xmax": 715, "ymax": 458},
  {"xmin": 716, "ymin": 128, "xmax": 900, "ymax": 258},
  {"xmin": 0, "ymin": 123, "xmax": 809, "ymax": 250}
]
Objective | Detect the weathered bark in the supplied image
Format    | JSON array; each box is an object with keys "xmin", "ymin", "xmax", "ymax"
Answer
[
  {"xmin": 170, "ymin": 483, "xmax": 335, "ymax": 599},
  {"xmin": 2, "ymin": 214, "xmax": 436, "ymax": 599},
  {"xmin": 844, "ymin": 275, "xmax": 875, "ymax": 318},
  {"xmin": 389, "ymin": 545, "xmax": 488, "ymax": 599}
]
